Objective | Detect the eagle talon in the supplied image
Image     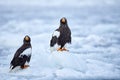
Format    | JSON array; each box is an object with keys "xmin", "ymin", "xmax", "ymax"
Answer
[
  {"xmin": 57, "ymin": 48, "xmax": 69, "ymax": 51},
  {"xmin": 62, "ymin": 48, "xmax": 69, "ymax": 51},
  {"xmin": 57, "ymin": 48, "xmax": 63, "ymax": 51},
  {"xmin": 21, "ymin": 65, "xmax": 29, "ymax": 69}
]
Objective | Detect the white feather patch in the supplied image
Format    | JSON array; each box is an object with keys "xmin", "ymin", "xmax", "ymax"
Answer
[
  {"xmin": 52, "ymin": 31, "xmax": 60, "ymax": 38},
  {"xmin": 19, "ymin": 48, "xmax": 32, "ymax": 57}
]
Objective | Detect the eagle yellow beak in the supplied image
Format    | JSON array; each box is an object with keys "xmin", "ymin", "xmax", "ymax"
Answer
[
  {"xmin": 61, "ymin": 18, "xmax": 66, "ymax": 23},
  {"xmin": 25, "ymin": 36, "xmax": 29, "ymax": 41}
]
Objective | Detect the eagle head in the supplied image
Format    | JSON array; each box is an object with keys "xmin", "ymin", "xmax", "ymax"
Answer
[
  {"xmin": 24, "ymin": 35, "xmax": 31, "ymax": 43},
  {"xmin": 60, "ymin": 17, "xmax": 67, "ymax": 24}
]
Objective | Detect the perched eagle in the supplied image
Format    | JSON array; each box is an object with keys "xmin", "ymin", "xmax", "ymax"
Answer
[
  {"xmin": 10, "ymin": 35, "xmax": 32, "ymax": 70},
  {"xmin": 50, "ymin": 17, "xmax": 71, "ymax": 52}
]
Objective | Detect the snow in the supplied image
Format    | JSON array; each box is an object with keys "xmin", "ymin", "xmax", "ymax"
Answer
[{"xmin": 0, "ymin": 0, "xmax": 120, "ymax": 79}]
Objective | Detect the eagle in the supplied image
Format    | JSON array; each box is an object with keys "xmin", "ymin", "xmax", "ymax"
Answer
[
  {"xmin": 50, "ymin": 17, "xmax": 71, "ymax": 52},
  {"xmin": 10, "ymin": 35, "xmax": 32, "ymax": 70}
]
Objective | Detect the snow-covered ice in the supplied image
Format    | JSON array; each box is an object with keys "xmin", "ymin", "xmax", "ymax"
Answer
[{"xmin": 0, "ymin": 0, "xmax": 120, "ymax": 79}]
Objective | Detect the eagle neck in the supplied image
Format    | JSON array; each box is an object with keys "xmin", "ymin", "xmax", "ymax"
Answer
[{"xmin": 60, "ymin": 23, "xmax": 68, "ymax": 28}]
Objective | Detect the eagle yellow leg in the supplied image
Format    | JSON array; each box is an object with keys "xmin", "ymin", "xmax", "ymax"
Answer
[
  {"xmin": 62, "ymin": 47, "xmax": 69, "ymax": 51},
  {"xmin": 21, "ymin": 65, "xmax": 29, "ymax": 69},
  {"xmin": 57, "ymin": 47, "xmax": 69, "ymax": 51},
  {"xmin": 57, "ymin": 48, "xmax": 63, "ymax": 51}
]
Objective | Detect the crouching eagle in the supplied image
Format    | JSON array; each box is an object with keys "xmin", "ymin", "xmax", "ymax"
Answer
[{"xmin": 10, "ymin": 35, "xmax": 32, "ymax": 70}]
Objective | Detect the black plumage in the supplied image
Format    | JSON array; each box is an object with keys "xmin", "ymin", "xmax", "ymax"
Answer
[
  {"xmin": 50, "ymin": 17, "xmax": 71, "ymax": 51},
  {"xmin": 10, "ymin": 35, "xmax": 32, "ymax": 70}
]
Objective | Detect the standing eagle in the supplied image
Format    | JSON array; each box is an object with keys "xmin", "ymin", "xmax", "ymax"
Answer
[
  {"xmin": 10, "ymin": 35, "xmax": 32, "ymax": 70},
  {"xmin": 50, "ymin": 17, "xmax": 71, "ymax": 52}
]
